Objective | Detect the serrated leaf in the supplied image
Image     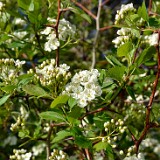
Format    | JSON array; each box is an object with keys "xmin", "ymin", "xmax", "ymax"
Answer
[
  {"xmin": 22, "ymin": 84, "xmax": 51, "ymax": 98},
  {"xmin": 68, "ymin": 97, "xmax": 77, "ymax": 109},
  {"xmin": 107, "ymin": 66, "xmax": 126, "ymax": 82},
  {"xmin": 136, "ymin": 46, "xmax": 156, "ymax": 66},
  {"xmin": 75, "ymin": 136, "xmax": 92, "ymax": 148},
  {"xmin": 52, "ymin": 130, "xmax": 72, "ymax": 143},
  {"xmin": 117, "ymin": 42, "xmax": 133, "ymax": 63},
  {"xmin": 39, "ymin": 111, "xmax": 66, "ymax": 122},
  {"xmin": 50, "ymin": 95, "xmax": 69, "ymax": 108},
  {"xmin": 93, "ymin": 141, "xmax": 108, "ymax": 151},
  {"xmin": 69, "ymin": 7, "xmax": 91, "ymax": 23},
  {"xmin": 0, "ymin": 95, "xmax": 10, "ymax": 106},
  {"xmin": 138, "ymin": 2, "xmax": 149, "ymax": 21}
]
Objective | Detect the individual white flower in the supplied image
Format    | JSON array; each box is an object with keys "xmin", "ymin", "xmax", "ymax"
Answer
[
  {"xmin": 14, "ymin": 18, "xmax": 26, "ymax": 26},
  {"xmin": 44, "ymin": 34, "xmax": 60, "ymax": 52},
  {"xmin": 41, "ymin": 27, "xmax": 52, "ymax": 35},
  {"xmin": 32, "ymin": 143, "xmax": 46, "ymax": 156}
]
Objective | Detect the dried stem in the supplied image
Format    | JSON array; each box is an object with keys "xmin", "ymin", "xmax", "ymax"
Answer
[{"xmin": 133, "ymin": 30, "xmax": 160, "ymax": 154}]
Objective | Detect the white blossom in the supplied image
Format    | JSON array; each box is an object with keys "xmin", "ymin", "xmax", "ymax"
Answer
[{"xmin": 63, "ymin": 69, "xmax": 102, "ymax": 108}]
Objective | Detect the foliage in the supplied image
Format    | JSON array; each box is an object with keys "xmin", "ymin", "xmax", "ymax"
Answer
[{"xmin": 0, "ymin": 0, "xmax": 160, "ymax": 160}]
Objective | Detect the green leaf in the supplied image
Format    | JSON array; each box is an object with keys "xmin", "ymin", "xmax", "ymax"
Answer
[
  {"xmin": 69, "ymin": 7, "xmax": 91, "ymax": 23},
  {"xmin": 93, "ymin": 141, "xmax": 108, "ymax": 151},
  {"xmin": 137, "ymin": 1, "xmax": 149, "ymax": 21},
  {"xmin": 75, "ymin": 136, "xmax": 92, "ymax": 148},
  {"xmin": 0, "ymin": 95, "xmax": 10, "ymax": 106},
  {"xmin": 0, "ymin": 34, "xmax": 11, "ymax": 45},
  {"xmin": 126, "ymin": 86, "xmax": 136, "ymax": 101},
  {"xmin": 105, "ymin": 144, "xmax": 114, "ymax": 160},
  {"xmin": 1, "ymin": 85, "xmax": 17, "ymax": 93},
  {"xmin": 39, "ymin": 111, "xmax": 66, "ymax": 122},
  {"xmin": 117, "ymin": 42, "xmax": 133, "ymax": 63},
  {"xmin": 29, "ymin": 0, "xmax": 34, "ymax": 11},
  {"xmin": 136, "ymin": 46, "xmax": 156, "ymax": 66},
  {"xmin": 18, "ymin": 129, "xmax": 30, "ymax": 138},
  {"xmin": 52, "ymin": 130, "xmax": 72, "ymax": 143},
  {"xmin": 68, "ymin": 97, "xmax": 77, "ymax": 109},
  {"xmin": 107, "ymin": 66, "xmax": 126, "ymax": 82},
  {"xmin": 105, "ymin": 55, "xmax": 123, "ymax": 67},
  {"xmin": 22, "ymin": 84, "xmax": 51, "ymax": 98},
  {"xmin": 17, "ymin": 0, "xmax": 31, "ymax": 10},
  {"xmin": 50, "ymin": 95, "xmax": 69, "ymax": 108}
]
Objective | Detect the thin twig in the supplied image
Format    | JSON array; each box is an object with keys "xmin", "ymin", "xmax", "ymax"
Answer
[
  {"xmin": 91, "ymin": 0, "xmax": 102, "ymax": 69},
  {"xmin": 99, "ymin": 25, "xmax": 112, "ymax": 31},
  {"xmin": 46, "ymin": 124, "xmax": 53, "ymax": 160},
  {"xmin": 148, "ymin": 0, "xmax": 152, "ymax": 15},
  {"xmin": 71, "ymin": 0, "xmax": 96, "ymax": 20},
  {"xmin": 101, "ymin": 0, "xmax": 110, "ymax": 6},
  {"xmin": 134, "ymin": 30, "xmax": 160, "ymax": 154}
]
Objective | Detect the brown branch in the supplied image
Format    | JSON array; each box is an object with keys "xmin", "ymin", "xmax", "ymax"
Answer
[
  {"xmin": 148, "ymin": 0, "xmax": 152, "ymax": 15},
  {"xmin": 99, "ymin": 25, "xmax": 113, "ymax": 31},
  {"xmin": 71, "ymin": 0, "xmax": 96, "ymax": 20},
  {"xmin": 134, "ymin": 30, "xmax": 160, "ymax": 154}
]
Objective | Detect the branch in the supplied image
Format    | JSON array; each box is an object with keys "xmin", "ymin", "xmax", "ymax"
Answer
[
  {"xmin": 134, "ymin": 30, "xmax": 160, "ymax": 154},
  {"xmin": 99, "ymin": 25, "xmax": 112, "ymax": 31},
  {"xmin": 71, "ymin": 0, "xmax": 96, "ymax": 20},
  {"xmin": 91, "ymin": 0, "xmax": 102, "ymax": 69},
  {"xmin": 148, "ymin": 0, "xmax": 152, "ymax": 15}
]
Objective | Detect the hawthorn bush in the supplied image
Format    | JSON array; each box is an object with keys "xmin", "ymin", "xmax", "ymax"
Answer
[{"xmin": 0, "ymin": 0, "xmax": 160, "ymax": 160}]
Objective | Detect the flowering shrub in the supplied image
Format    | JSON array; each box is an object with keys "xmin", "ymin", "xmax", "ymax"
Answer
[{"xmin": 0, "ymin": 0, "xmax": 160, "ymax": 160}]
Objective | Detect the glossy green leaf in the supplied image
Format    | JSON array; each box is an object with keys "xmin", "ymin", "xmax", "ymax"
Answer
[
  {"xmin": 39, "ymin": 111, "xmax": 66, "ymax": 122},
  {"xmin": 137, "ymin": 1, "xmax": 149, "ymax": 21},
  {"xmin": 117, "ymin": 42, "xmax": 133, "ymax": 63},
  {"xmin": 22, "ymin": 84, "xmax": 51, "ymax": 98},
  {"xmin": 93, "ymin": 141, "xmax": 108, "ymax": 151},
  {"xmin": 52, "ymin": 130, "xmax": 72, "ymax": 143},
  {"xmin": 50, "ymin": 95, "xmax": 69, "ymax": 108},
  {"xmin": 105, "ymin": 55, "xmax": 123, "ymax": 66},
  {"xmin": 107, "ymin": 66, "xmax": 126, "ymax": 82},
  {"xmin": 0, "ymin": 95, "xmax": 10, "ymax": 106},
  {"xmin": 68, "ymin": 97, "xmax": 77, "ymax": 109},
  {"xmin": 136, "ymin": 46, "xmax": 156, "ymax": 66}
]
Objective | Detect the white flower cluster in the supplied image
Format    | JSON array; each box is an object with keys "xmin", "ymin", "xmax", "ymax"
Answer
[
  {"xmin": 10, "ymin": 106, "xmax": 29, "ymax": 131},
  {"xmin": 63, "ymin": 69, "xmax": 102, "ymax": 108},
  {"xmin": 10, "ymin": 149, "xmax": 32, "ymax": 160},
  {"xmin": 142, "ymin": 33, "xmax": 159, "ymax": 46},
  {"xmin": 41, "ymin": 18, "xmax": 76, "ymax": 52},
  {"xmin": 124, "ymin": 153, "xmax": 145, "ymax": 160},
  {"xmin": 115, "ymin": 3, "xmax": 136, "ymax": 24},
  {"xmin": 49, "ymin": 149, "xmax": 68, "ymax": 160},
  {"xmin": 28, "ymin": 59, "xmax": 71, "ymax": 89},
  {"xmin": 32, "ymin": 143, "xmax": 46, "ymax": 157},
  {"xmin": 0, "ymin": 58, "xmax": 25, "ymax": 84},
  {"xmin": 112, "ymin": 28, "xmax": 136, "ymax": 47}
]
